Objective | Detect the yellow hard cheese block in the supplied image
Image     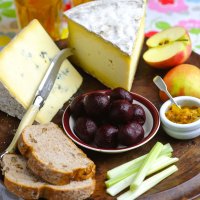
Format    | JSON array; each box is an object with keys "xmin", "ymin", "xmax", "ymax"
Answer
[
  {"xmin": 65, "ymin": 0, "xmax": 146, "ymax": 91},
  {"xmin": 0, "ymin": 19, "xmax": 82, "ymax": 123}
]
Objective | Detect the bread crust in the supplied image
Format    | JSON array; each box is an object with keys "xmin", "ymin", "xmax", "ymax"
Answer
[
  {"xmin": 17, "ymin": 123, "xmax": 96, "ymax": 185},
  {"xmin": 4, "ymin": 176, "xmax": 41, "ymax": 199},
  {"xmin": 4, "ymin": 175, "xmax": 96, "ymax": 200},
  {"xmin": 44, "ymin": 180, "xmax": 95, "ymax": 200}
]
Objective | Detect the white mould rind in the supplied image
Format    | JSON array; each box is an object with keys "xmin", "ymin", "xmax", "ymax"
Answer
[{"xmin": 65, "ymin": 0, "xmax": 145, "ymax": 56}]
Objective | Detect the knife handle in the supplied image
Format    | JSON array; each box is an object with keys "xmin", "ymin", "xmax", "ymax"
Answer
[{"xmin": 6, "ymin": 104, "xmax": 40, "ymax": 153}]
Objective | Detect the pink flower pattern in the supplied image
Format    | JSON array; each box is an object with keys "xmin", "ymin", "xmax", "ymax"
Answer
[
  {"xmin": 148, "ymin": 0, "xmax": 188, "ymax": 13},
  {"xmin": 178, "ymin": 19, "xmax": 200, "ymax": 30},
  {"xmin": 146, "ymin": 0, "xmax": 200, "ymax": 53}
]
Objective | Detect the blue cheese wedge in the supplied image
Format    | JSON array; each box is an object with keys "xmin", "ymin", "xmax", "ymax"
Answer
[
  {"xmin": 64, "ymin": 0, "xmax": 146, "ymax": 91},
  {"xmin": 0, "ymin": 19, "xmax": 82, "ymax": 123}
]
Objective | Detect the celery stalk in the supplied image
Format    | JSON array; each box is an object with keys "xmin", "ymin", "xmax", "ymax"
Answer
[
  {"xmin": 160, "ymin": 143, "xmax": 173, "ymax": 155},
  {"xmin": 130, "ymin": 142, "xmax": 164, "ymax": 190},
  {"xmin": 105, "ymin": 154, "xmax": 174, "ymax": 188},
  {"xmin": 107, "ymin": 174, "xmax": 135, "ymax": 197},
  {"xmin": 148, "ymin": 157, "xmax": 178, "ymax": 175},
  {"xmin": 117, "ymin": 165, "xmax": 178, "ymax": 200},
  {"xmin": 106, "ymin": 156, "xmax": 178, "ymax": 196},
  {"xmin": 105, "ymin": 161, "xmax": 140, "ymax": 187},
  {"xmin": 107, "ymin": 155, "xmax": 145, "ymax": 179},
  {"xmin": 107, "ymin": 143, "xmax": 172, "ymax": 179}
]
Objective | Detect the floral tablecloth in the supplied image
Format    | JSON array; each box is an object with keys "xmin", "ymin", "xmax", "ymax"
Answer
[
  {"xmin": 0, "ymin": 0, "xmax": 200, "ymax": 54},
  {"xmin": 146, "ymin": 0, "xmax": 200, "ymax": 54}
]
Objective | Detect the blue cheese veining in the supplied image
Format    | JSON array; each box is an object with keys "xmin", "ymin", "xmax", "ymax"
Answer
[{"xmin": 0, "ymin": 19, "xmax": 82, "ymax": 123}]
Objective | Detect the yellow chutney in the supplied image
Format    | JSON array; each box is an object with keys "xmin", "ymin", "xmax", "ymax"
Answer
[{"xmin": 165, "ymin": 104, "xmax": 200, "ymax": 124}]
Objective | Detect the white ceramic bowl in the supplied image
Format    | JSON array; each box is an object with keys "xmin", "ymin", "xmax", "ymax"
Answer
[{"xmin": 160, "ymin": 96, "xmax": 200, "ymax": 140}]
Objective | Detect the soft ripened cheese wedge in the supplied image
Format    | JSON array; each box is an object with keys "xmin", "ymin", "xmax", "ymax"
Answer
[
  {"xmin": 0, "ymin": 19, "xmax": 82, "ymax": 123},
  {"xmin": 64, "ymin": 0, "xmax": 146, "ymax": 91}
]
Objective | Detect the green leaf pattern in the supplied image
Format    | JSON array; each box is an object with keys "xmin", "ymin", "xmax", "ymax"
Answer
[
  {"xmin": 2, "ymin": 8, "xmax": 15, "ymax": 17},
  {"xmin": 0, "ymin": 0, "xmax": 16, "ymax": 19},
  {"xmin": 189, "ymin": 28, "xmax": 200, "ymax": 35},
  {"xmin": 0, "ymin": 1, "xmax": 12, "ymax": 9},
  {"xmin": 155, "ymin": 21, "xmax": 171, "ymax": 30},
  {"xmin": 195, "ymin": 45, "xmax": 200, "ymax": 49}
]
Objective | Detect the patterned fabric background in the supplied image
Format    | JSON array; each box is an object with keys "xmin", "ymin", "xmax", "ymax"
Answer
[
  {"xmin": 0, "ymin": 0, "xmax": 200, "ymax": 54},
  {"xmin": 146, "ymin": 0, "xmax": 200, "ymax": 54}
]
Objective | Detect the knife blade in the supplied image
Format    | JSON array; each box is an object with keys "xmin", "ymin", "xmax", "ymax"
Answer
[{"xmin": 1, "ymin": 48, "xmax": 73, "ymax": 158}]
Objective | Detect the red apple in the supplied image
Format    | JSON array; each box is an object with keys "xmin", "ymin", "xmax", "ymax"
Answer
[
  {"xmin": 143, "ymin": 27, "xmax": 192, "ymax": 69},
  {"xmin": 159, "ymin": 64, "xmax": 200, "ymax": 101}
]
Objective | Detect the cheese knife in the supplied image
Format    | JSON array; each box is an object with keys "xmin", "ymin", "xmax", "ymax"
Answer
[{"xmin": 0, "ymin": 48, "xmax": 73, "ymax": 159}]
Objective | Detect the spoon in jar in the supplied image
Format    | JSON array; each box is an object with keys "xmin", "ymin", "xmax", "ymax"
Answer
[{"xmin": 153, "ymin": 76, "xmax": 181, "ymax": 109}]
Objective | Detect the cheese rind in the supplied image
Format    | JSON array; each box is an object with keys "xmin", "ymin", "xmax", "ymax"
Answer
[
  {"xmin": 0, "ymin": 19, "xmax": 82, "ymax": 123},
  {"xmin": 0, "ymin": 82, "xmax": 25, "ymax": 119},
  {"xmin": 65, "ymin": 0, "xmax": 146, "ymax": 91},
  {"xmin": 66, "ymin": 0, "xmax": 145, "ymax": 56}
]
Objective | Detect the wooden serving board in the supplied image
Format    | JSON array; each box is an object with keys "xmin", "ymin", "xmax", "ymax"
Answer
[{"xmin": 1, "ymin": 42, "xmax": 200, "ymax": 200}]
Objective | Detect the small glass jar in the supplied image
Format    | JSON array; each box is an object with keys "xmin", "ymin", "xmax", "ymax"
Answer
[{"xmin": 14, "ymin": 0, "xmax": 63, "ymax": 40}]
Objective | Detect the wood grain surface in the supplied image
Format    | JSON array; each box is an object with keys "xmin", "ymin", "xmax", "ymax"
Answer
[{"xmin": 0, "ymin": 42, "xmax": 200, "ymax": 200}]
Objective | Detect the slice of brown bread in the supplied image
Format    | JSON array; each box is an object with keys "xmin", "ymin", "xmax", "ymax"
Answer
[
  {"xmin": 18, "ymin": 122, "xmax": 95, "ymax": 185},
  {"xmin": 2, "ymin": 154, "xmax": 95, "ymax": 200}
]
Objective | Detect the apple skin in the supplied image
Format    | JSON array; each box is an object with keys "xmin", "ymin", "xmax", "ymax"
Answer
[
  {"xmin": 144, "ymin": 31, "xmax": 192, "ymax": 69},
  {"xmin": 146, "ymin": 41, "xmax": 192, "ymax": 69},
  {"xmin": 159, "ymin": 64, "xmax": 200, "ymax": 101}
]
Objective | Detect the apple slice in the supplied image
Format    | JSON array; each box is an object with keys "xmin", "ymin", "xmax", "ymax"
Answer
[
  {"xmin": 146, "ymin": 27, "xmax": 186, "ymax": 48},
  {"xmin": 143, "ymin": 26, "xmax": 192, "ymax": 69},
  {"xmin": 143, "ymin": 41, "xmax": 190, "ymax": 69}
]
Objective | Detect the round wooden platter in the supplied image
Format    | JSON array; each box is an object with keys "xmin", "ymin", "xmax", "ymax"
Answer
[{"xmin": 0, "ymin": 42, "xmax": 200, "ymax": 200}]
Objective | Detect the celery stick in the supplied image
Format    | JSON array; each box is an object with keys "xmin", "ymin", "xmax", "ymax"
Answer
[
  {"xmin": 161, "ymin": 143, "xmax": 173, "ymax": 155},
  {"xmin": 105, "ymin": 154, "xmax": 174, "ymax": 188},
  {"xmin": 107, "ymin": 143, "xmax": 172, "ymax": 179},
  {"xmin": 107, "ymin": 155, "xmax": 145, "ymax": 179},
  {"xmin": 106, "ymin": 156, "xmax": 178, "ymax": 196},
  {"xmin": 107, "ymin": 174, "xmax": 135, "ymax": 196},
  {"xmin": 117, "ymin": 165, "xmax": 178, "ymax": 200},
  {"xmin": 148, "ymin": 157, "xmax": 178, "ymax": 175},
  {"xmin": 130, "ymin": 142, "xmax": 164, "ymax": 190},
  {"xmin": 105, "ymin": 162, "xmax": 140, "ymax": 187}
]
